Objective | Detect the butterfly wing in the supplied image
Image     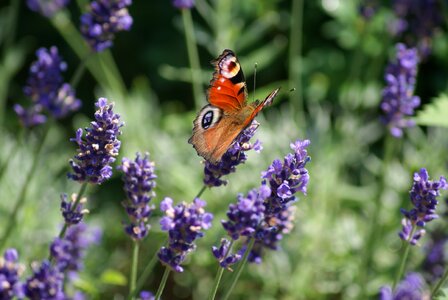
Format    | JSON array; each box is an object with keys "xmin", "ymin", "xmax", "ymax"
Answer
[
  {"xmin": 207, "ymin": 49, "xmax": 248, "ymax": 111},
  {"xmin": 245, "ymin": 87, "xmax": 280, "ymax": 126},
  {"xmin": 188, "ymin": 105, "xmax": 244, "ymax": 163}
]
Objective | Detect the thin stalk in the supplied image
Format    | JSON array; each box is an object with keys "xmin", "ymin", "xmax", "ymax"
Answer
[
  {"xmin": 127, "ymin": 245, "xmax": 161, "ymax": 300},
  {"xmin": 50, "ymin": 10, "xmax": 110, "ymax": 91},
  {"xmin": 181, "ymin": 8, "xmax": 203, "ymax": 110},
  {"xmin": 129, "ymin": 241, "xmax": 140, "ymax": 300},
  {"xmin": 359, "ymin": 134, "xmax": 395, "ymax": 294},
  {"xmin": 0, "ymin": 125, "xmax": 50, "ymax": 250},
  {"xmin": 195, "ymin": 185, "xmax": 207, "ymax": 199},
  {"xmin": 69, "ymin": 54, "xmax": 90, "ymax": 88},
  {"xmin": 101, "ymin": 50, "xmax": 127, "ymax": 96},
  {"xmin": 3, "ymin": 0, "xmax": 20, "ymax": 54},
  {"xmin": 222, "ymin": 238, "xmax": 255, "ymax": 300},
  {"xmin": 208, "ymin": 240, "xmax": 235, "ymax": 300},
  {"xmin": 288, "ymin": 0, "xmax": 305, "ymax": 125},
  {"xmin": 154, "ymin": 266, "xmax": 171, "ymax": 300},
  {"xmin": 432, "ymin": 264, "xmax": 448, "ymax": 297},
  {"xmin": 393, "ymin": 225, "xmax": 417, "ymax": 289},
  {"xmin": 97, "ymin": 53, "xmax": 125, "ymax": 98},
  {"xmin": 0, "ymin": 128, "xmax": 25, "ymax": 183}
]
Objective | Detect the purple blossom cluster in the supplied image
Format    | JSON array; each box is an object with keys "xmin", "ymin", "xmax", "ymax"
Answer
[
  {"xmin": 172, "ymin": 0, "xmax": 195, "ymax": 9},
  {"xmin": 203, "ymin": 121, "xmax": 262, "ymax": 187},
  {"xmin": 139, "ymin": 291, "xmax": 155, "ymax": 300},
  {"xmin": 379, "ymin": 272, "xmax": 428, "ymax": 300},
  {"xmin": 23, "ymin": 261, "xmax": 65, "ymax": 299},
  {"xmin": 214, "ymin": 139, "xmax": 311, "ymax": 267},
  {"xmin": 50, "ymin": 223, "xmax": 101, "ymax": 274},
  {"xmin": 26, "ymin": 0, "xmax": 70, "ymax": 17},
  {"xmin": 391, "ymin": 0, "xmax": 442, "ymax": 57},
  {"xmin": 80, "ymin": 0, "xmax": 133, "ymax": 52},
  {"xmin": 380, "ymin": 43, "xmax": 420, "ymax": 138},
  {"xmin": 399, "ymin": 168, "xmax": 447, "ymax": 245},
  {"xmin": 0, "ymin": 249, "xmax": 24, "ymax": 299},
  {"xmin": 60, "ymin": 193, "xmax": 89, "ymax": 225},
  {"xmin": 158, "ymin": 198, "xmax": 213, "ymax": 272},
  {"xmin": 68, "ymin": 98, "xmax": 124, "ymax": 184},
  {"xmin": 15, "ymin": 47, "xmax": 81, "ymax": 128},
  {"xmin": 359, "ymin": 0, "xmax": 378, "ymax": 20},
  {"xmin": 423, "ymin": 232, "xmax": 447, "ymax": 283},
  {"xmin": 118, "ymin": 153, "xmax": 157, "ymax": 240}
]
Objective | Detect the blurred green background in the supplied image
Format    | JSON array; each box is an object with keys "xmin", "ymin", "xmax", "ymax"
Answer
[{"xmin": 0, "ymin": 0, "xmax": 448, "ymax": 299}]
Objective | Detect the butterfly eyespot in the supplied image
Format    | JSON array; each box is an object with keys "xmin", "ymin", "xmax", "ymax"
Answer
[{"xmin": 202, "ymin": 111, "xmax": 214, "ymax": 129}]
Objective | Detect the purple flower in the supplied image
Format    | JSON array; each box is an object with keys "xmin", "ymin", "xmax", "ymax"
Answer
[
  {"xmin": 68, "ymin": 98, "xmax": 124, "ymax": 184},
  {"xmin": 391, "ymin": 0, "xmax": 442, "ymax": 57},
  {"xmin": 139, "ymin": 291, "xmax": 155, "ymax": 300},
  {"xmin": 211, "ymin": 239, "xmax": 242, "ymax": 269},
  {"xmin": 158, "ymin": 198, "xmax": 213, "ymax": 272},
  {"xmin": 0, "ymin": 249, "xmax": 24, "ymax": 299},
  {"xmin": 380, "ymin": 44, "xmax": 420, "ymax": 138},
  {"xmin": 359, "ymin": 0, "xmax": 377, "ymax": 20},
  {"xmin": 24, "ymin": 261, "xmax": 65, "ymax": 300},
  {"xmin": 172, "ymin": 0, "xmax": 195, "ymax": 9},
  {"xmin": 221, "ymin": 186, "xmax": 269, "ymax": 240},
  {"xmin": 80, "ymin": 0, "xmax": 133, "ymax": 52},
  {"xmin": 26, "ymin": 0, "xmax": 70, "ymax": 17},
  {"xmin": 423, "ymin": 231, "xmax": 447, "ymax": 283},
  {"xmin": 13, "ymin": 104, "xmax": 47, "ymax": 128},
  {"xmin": 16, "ymin": 46, "xmax": 81, "ymax": 127},
  {"xmin": 215, "ymin": 139, "xmax": 311, "ymax": 265},
  {"xmin": 203, "ymin": 121, "xmax": 262, "ymax": 187},
  {"xmin": 60, "ymin": 193, "xmax": 89, "ymax": 225},
  {"xmin": 50, "ymin": 223, "xmax": 101, "ymax": 273},
  {"xmin": 399, "ymin": 168, "xmax": 447, "ymax": 244},
  {"xmin": 379, "ymin": 272, "xmax": 428, "ymax": 300},
  {"xmin": 118, "ymin": 153, "xmax": 157, "ymax": 240}
]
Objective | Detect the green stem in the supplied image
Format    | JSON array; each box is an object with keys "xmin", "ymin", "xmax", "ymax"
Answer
[
  {"xmin": 49, "ymin": 182, "xmax": 89, "ymax": 261},
  {"xmin": 432, "ymin": 264, "xmax": 448, "ymax": 297},
  {"xmin": 0, "ymin": 125, "xmax": 50, "ymax": 250},
  {"xmin": 288, "ymin": 0, "xmax": 305, "ymax": 125},
  {"xmin": 129, "ymin": 241, "xmax": 140, "ymax": 300},
  {"xmin": 154, "ymin": 266, "xmax": 171, "ymax": 300},
  {"xmin": 359, "ymin": 134, "xmax": 395, "ymax": 293},
  {"xmin": 181, "ymin": 8, "xmax": 203, "ymax": 110},
  {"xmin": 50, "ymin": 10, "xmax": 110, "ymax": 91},
  {"xmin": 393, "ymin": 225, "xmax": 416, "ymax": 289},
  {"xmin": 127, "ymin": 246, "xmax": 160, "ymax": 300},
  {"xmin": 69, "ymin": 54, "xmax": 90, "ymax": 88},
  {"xmin": 3, "ymin": 0, "xmax": 20, "ymax": 55},
  {"xmin": 195, "ymin": 185, "xmax": 207, "ymax": 199},
  {"xmin": 222, "ymin": 238, "xmax": 255, "ymax": 300},
  {"xmin": 208, "ymin": 240, "xmax": 235, "ymax": 300}
]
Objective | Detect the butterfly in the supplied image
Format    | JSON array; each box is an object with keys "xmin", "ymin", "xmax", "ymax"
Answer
[{"xmin": 188, "ymin": 49, "xmax": 280, "ymax": 164}]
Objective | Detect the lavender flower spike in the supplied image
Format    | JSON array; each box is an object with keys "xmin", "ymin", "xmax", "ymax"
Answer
[
  {"xmin": 203, "ymin": 121, "xmax": 262, "ymax": 187},
  {"xmin": 80, "ymin": 0, "xmax": 133, "ymax": 52},
  {"xmin": 158, "ymin": 197, "xmax": 213, "ymax": 272},
  {"xmin": 26, "ymin": 0, "xmax": 70, "ymax": 17},
  {"xmin": 172, "ymin": 0, "xmax": 195, "ymax": 9},
  {"xmin": 380, "ymin": 43, "xmax": 420, "ymax": 138},
  {"xmin": 399, "ymin": 168, "xmax": 447, "ymax": 244},
  {"xmin": 379, "ymin": 272, "xmax": 429, "ymax": 300},
  {"xmin": 118, "ymin": 153, "xmax": 157, "ymax": 240},
  {"xmin": 60, "ymin": 193, "xmax": 89, "ymax": 225},
  {"xmin": 0, "ymin": 249, "xmax": 24, "ymax": 299},
  {"xmin": 68, "ymin": 98, "xmax": 124, "ymax": 184},
  {"xmin": 50, "ymin": 223, "xmax": 101, "ymax": 274},
  {"xmin": 24, "ymin": 261, "xmax": 65, "ymax": 299}
]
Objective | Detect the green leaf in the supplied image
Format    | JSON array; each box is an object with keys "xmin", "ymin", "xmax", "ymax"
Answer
[
  {"xmin": 100, "ymin": 269, "xmax": 127, "ymax": 286},
  {"xmin": 435, "ymin": 288, "xmax": 448, "ymax": 300},
  {"xmin": 415, "ymin": 94, "xmax": 448, "ymax": 127}
]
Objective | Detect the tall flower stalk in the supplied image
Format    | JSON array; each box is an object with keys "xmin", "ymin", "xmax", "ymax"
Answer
[
  {"xmin": 393, "ymin": 169, "xmax": 447, "ymax": 289},
  {"xmin": 210, "ymin": 139, "xmax": 311, "ymax": 300},
  {"xmin": 118, "ymin": 153, "xmax": 157, "ymax": 299}
]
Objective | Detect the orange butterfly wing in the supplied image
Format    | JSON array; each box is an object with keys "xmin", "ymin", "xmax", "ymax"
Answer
[{"xmin": 207, "ymin": 49, "xmax": 247, "ymax": 111}]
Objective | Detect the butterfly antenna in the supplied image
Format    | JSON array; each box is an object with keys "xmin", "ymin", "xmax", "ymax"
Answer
[{"xmin": 253, "ymin": 62, "xmax": 258, "ymax": 102}]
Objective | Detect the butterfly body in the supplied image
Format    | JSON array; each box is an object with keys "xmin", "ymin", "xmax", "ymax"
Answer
[{"xmin": 189, "ymin": 49, "xmax": 279, "ymax": 164}]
